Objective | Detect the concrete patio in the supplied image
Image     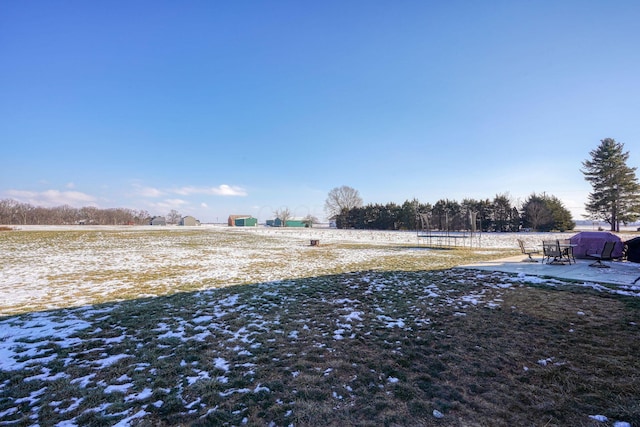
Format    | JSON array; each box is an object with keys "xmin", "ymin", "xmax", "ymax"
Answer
[{"xmin": 461, "ymin": 254, "xmax": 640, "ymax": 286}]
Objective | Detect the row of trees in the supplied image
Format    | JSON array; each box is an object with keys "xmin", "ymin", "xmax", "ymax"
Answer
[
  {"xmin": 327, "ymin": 138, "xmax": 640, "ymax": 233},
  {"xmin": 3, "ymin": 139, "xmax": 637, "ymax": 230},
  {"xmin": 333, "ymin": 193, "xmax": 575, "ymax": 232},
  {"xmin": 0, "ymin": 200, "xmax": 153, "ymax": 225}
]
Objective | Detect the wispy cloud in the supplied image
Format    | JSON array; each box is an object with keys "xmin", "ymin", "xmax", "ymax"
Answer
[
  {"xmin": 132, "ymin": 184, "xmax": 165, "ymax": 198},
  {"xmin": 132, "ymin": 183, "xmax": 247, "ymax": 198},
  {"xmin": 173, "ymin": 185, "xmax": 247, "ymax": 197},
  {"xmin": 6, "ymin": 189, "xmax": 97, "ymax": 207},
  {"xmin": 147, "ymin": 199, "xmax": 189, "ymax": 211}
]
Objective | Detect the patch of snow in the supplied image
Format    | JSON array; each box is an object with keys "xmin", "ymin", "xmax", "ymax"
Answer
[
  {"xmin": 0, "ymin": 314, "xmax": 91, "ymax": 371},
  {"xmin": 105, "ymin": 383, "xmax": 133, "ymax": 394},
  {"xmin": 214, "ymin": 357, "xmax": 230, "ymax": 372},
  {"xmin": 92, "ymin": 354, "xmax": 131, "ymax": 369},
  {"xmin": 125, "ymin": 388, "xmax": 153, "ymax": 402},
  {"xmin": 113, "ymin": 409, "xmax": 148, "ymax": 427},
  {"xmin": 537, "ymin": 357, "xmax": 554, "ymax": 366}
]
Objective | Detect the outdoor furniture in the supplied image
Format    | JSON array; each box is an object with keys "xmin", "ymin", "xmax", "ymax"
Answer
[
  {"xmin": 517, "ymin": 239, "xmax": 539, "ymax": 262},
  {"xmin": 542, "ymin": 240, "xmax": 570, "ymax": 264},
  {"xmin": 559, "ymin": 239, "xmax": 576, "ymax": 264},
  {"xmin": 542, "ymin": 240, "xmax": 561, "ymax": 264},
  {"xmin": 587, "ymin": 241, "xmax": 617, "ymax": 268}
]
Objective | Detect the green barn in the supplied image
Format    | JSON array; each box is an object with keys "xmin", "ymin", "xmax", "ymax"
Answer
[
  {"xmin": 234, "ymin": 217, "xmax": 257, "ymax": 227},
  {"xmin": 285, "ymin": 219, "xmax": 307, "ymax": 227},
  {"xmin": 267, "ymin": 217, "xmax": 312, "ymax": 227}
]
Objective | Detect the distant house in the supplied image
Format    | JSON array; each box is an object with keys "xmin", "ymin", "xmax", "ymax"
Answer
[
  {"xmin": 228, "ymin": 215, "xmax": 257, "ymax": 227},
  {"xmin": 150, "ymin": 216, "xmax": 166, "ymax": 226},
  {"xmin": 179, "ymin": 216, "xmax": 200, "ymax": 226}
]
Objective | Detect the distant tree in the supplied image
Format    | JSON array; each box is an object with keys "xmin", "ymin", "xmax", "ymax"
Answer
[
  {"xmin": 0, "ymin": 199, "xmax": 162, "ymax": 225},
  {"xmin": 134, "ymin": 209, "xmax": 152, "ymax": 225},
  {"xmin": 336, "ymin": 206, "xmax": 364, "ymax": 229},
  {"xmin": 14, "ymin": 201, "xmax": 32, "ymax": 225},
  {"xmin": 302, "ymin": 214, "xmax": 318, "ymax": 227},
  {"xmin": 521, "ymin": 194, "xmax": 552, "ymax": 231},
  {"xmin": 491, "ymin": 194, "xmax": 515, "ymax": 232},
  {"xmin": 582, "ymin": 138, "xmax": 640, "ymax": 231},
  {"xmin": 167, "ymin": 209, "xmax": 181, "ymax": 225},
  {"xmin": 432, "ymin": 199, "xmax": 461, "ymax": 230},
  {"xmin": 398, "ymin": 199, "xmax": 426, "ymax": 230},
  {"xmin": 56, "ymin": 205, "xmax": 78, "ymax": 224},
  {"xmin": 366, "ymin": 202, "xmax": 400, "ymax": 230},
  {"xmin": 546, "ymin": 195, "xmax": 575, "ymax": 231},
  {"xmin": 460, "ymin": 198, "xmax": 488, "ymax": 232},
  {"xmin": 521, "ymin": 193, "xmax": 575, "ymax": 231},
  {"xmin": 324, "ymin": 186, "xmax": 363, "ymax": 220},
  {"xmin": 274, "ymin": 207, "xmax": 292, "ymax": 226}
]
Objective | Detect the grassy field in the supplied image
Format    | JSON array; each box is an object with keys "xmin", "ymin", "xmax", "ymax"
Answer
[{"xmin": 1, "ymin": 228, "xmax": 639, "ymax": 426}]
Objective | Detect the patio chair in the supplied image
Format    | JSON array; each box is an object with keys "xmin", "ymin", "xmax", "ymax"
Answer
[
  {"xmin": 542, "ymin": 240, "xmax": 564, "ymax": 264},
  {"xmin": 587, "ymin": 241, "xmax": 616, "ymax": 268},
  {"xmin": 560, "ymin": 239, "xmax": 576, "ymax": 264},
  {"xmin": 517, "ymin": 239, "xmax": 539, "ymax": 262}
]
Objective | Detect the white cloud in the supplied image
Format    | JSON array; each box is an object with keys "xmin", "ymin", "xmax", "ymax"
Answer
[
  {"xmin": 215, "ymin": 185, "xmax": 247, "ymax": 196},
  {"xmin": 201, "ymin": 202, "xmax": 208, "ymax": 208},
  {"xmin": 165, "ymin": 198, "xmax": 188, "ymax": 206},
  {"xmin": 6, "ymin": 189, "xmax": 97, "ymax": 207},
  {"xmin": 146, "ymin": 199, "xmax": 189, "ymax": 212},
  {"xmin": 173, "ymin": 185, "xmax": 247, "ymax": 197},
  {"xmin": 134, "ymin": 183, "xmax": 247, "ymax": 198},
  {"xmin": 132, "ymin": 185, "xmax": 165, "ymax": 198}
]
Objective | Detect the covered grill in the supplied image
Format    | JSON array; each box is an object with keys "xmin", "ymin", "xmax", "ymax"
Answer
[{"xmin": 568, "ymin": 231, "xmax": 624, "ymax": 259}]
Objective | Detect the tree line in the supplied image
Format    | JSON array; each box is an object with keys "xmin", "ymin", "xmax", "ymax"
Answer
[
  {"xmin": 0, "ymin": 199, "xmax": 152, "ymax": 225},
  {"xmin": 333, "ymin": 193, "xmax": 575, "ymax": 232},
  {"xmin": 329, "ymin": 138, "xmax": 640, "ymax": 233}
]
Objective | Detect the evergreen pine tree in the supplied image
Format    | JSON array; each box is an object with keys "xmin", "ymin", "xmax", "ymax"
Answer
[{"xmin": 581, "ymin": 138, "xmax": 640, "ymax": 231}]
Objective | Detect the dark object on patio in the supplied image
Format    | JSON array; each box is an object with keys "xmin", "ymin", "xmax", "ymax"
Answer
[
  {"xmin": 625, "ymin": 236, "xmax": 640, "ymax": 263},
  {"xmin": 588, "ymin": 241, "xmax": 617, "ymax": 268},
  {"xmin": 517, "ymin": 239, "xmax": 539, "ymax": 262},
  {"xmin": 569, "ymin": 231, "xmax": 623, "ymax": 259}
]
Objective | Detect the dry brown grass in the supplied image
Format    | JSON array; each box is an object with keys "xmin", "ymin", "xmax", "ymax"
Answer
[{"xmin": 1, "ymin": 230, "xmax": 639, "ymax": 426}]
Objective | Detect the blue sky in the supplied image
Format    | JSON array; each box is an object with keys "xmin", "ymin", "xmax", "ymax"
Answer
[{"xmin": 2, "ymin": 1, "xmax": 639, "ymax": 223}]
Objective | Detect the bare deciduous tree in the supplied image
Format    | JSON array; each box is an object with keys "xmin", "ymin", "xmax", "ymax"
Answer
[
  {"xmin": 0, "ymin": 199, "xmax": 160, "ymax": 225},
  {"xmin": 167, "ymin": 209, "xmax": 182, "ymax": 225},
  {"xmin": 274, "ymin": 207, "xmax": 292, "ymax": 227},
  {"xmin": 324, "ymin": 186, "xmax": 363, "ymax": 220},
  {"xmin": 302, "ymin": 214, "xmax": 319, "ymax": 227}
]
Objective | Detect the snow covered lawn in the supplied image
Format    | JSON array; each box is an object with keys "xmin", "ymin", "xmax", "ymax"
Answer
[{"xmin": 0, "ymin": 226, "xmax": 638, "ymax": 426}]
